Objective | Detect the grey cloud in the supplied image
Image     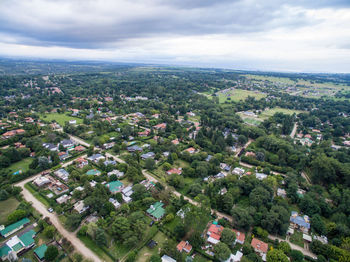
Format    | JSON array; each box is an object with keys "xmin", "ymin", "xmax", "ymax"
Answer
[{"xmin": 0, "ymin": 0, "xmax": 324, "ymax": 49}]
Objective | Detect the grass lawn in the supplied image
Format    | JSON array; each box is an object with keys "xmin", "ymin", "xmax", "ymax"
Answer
[
  {"xmin": 40, "ymin": 113, "xmax": 83, "ymax": 126},
  {"xmin": 0, "ymin": 197, "xmax": 19, "ymax": 224},
  {"xmin": 24, "ymin": 183, "xmax": 51, "ymax": 207},
  {"xmin": 259, "ymin": 107, "xmax": 306, "ymax": 119},
  {"xmin": 5, "ymin": 157, "xmax": 32, "ymax": 175},
  {"xmin": 78, "ymin": 235, "xmax": 114, "ymax": 262},
  {"xmin": 289, "ymin": 231, "xmax": 304, "ymax": 248},
  {"xmin": 215, "ymin": 89, "xmax": 267, "ymax": 103},
  {"xmin": 135, "ymin": 231, "xmax": 168, "ymax": 262}
]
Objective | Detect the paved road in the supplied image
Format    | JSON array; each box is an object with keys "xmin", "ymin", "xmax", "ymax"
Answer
[
  {"xmin": 15, "ymin": 175, "xmax": 102, "ymax": 262},
  {"xmin": 268, "ymin": 235, "xmax": 316, "ymax": 258}
]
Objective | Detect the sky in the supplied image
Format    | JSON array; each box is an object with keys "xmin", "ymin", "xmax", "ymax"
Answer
[{"xmin": 0, "ymin": 0, "xmax": 350, "ymax": 73}]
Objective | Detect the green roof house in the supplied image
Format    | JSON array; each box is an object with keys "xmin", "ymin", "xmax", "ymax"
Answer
[
  {"xmin": 86, "ymin": 169, "xmax": 101, "ymax": 176},
  {"xmin": 34, "ymin": 244, "xmax": 47, "ymax": 261},
  {"xmin": 147, "ymin": 202, "xmax": 165, "ymax": 221},
  {"xmin": 19, "ymin": 230, "xmax": 36, "ymax": 247},
  {"xmin": 0, "ymin": 217, "xmax": 30, "ymax": 238},
  {"xmin": 0, "ymin": 245, "xmax": 11, "ymax": 261},
  {"xmin": 106, "ymin": 181, "xmax": 123, "ymax": 194}
]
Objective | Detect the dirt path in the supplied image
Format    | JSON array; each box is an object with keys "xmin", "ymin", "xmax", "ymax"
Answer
[
  {"xmin": 15, "ymin": 167, "xmax": 102, "ymax": 262},
  {"xmin": 268, "ymin": 235, "xmax": 316, "ymax": 258},
  {"xmin": 290, "ymin": 122, "xmax": 298, "ymax": 138}
]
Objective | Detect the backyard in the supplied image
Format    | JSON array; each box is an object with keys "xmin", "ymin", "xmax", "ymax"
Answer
[
  {"xmin": 5, "ymin": 157, "xmax": 32, "ymax": 175},
  {"xmin": 40, "ymin": 113, "xmax": 83, "ymax": 126},
  {"xmin": 0, "ymin": 197, "xmax": 20, "ymax": 225}
]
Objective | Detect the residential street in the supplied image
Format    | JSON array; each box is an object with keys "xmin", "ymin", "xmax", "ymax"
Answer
[{"xmin": 15, "ymin": 176, "xmax": 102, "ymax": 262}]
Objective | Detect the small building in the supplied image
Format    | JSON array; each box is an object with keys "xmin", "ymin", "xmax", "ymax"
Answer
[
  {"xmin": 34, "ymin": 244, "xmax": 47, "ymax": 261},
  {"xmin": 76, "ymin": 158, "xmax": 88, "ymax": 168},
  {"xmin": 255, "ymin": 173, "xmax": 267, "ymax": 180},
  {"xmin": 60, "ymin": 139, "xmax": 74, "ymax": 149},
  {"xmin": 232, "ymin": 229, "xmax": 245, "ymax": 245},
  {"xmin": 109, "ymin": 198, "xmax": 121, "ymax": 209},
  {"xmin": 33, "ymin": 176, "xmax": 51, "ymax": 187},
  {"xmin": 54, "ymin": 169, "xmax": 69, "ymax": 182},
  {"xmin": 161, "ymin": 255, "xmax": 176, "ymax": 262},
  {"xmin": 127, "ymin": 145, "xmax": 143, "ymax": 152},
  {"xmin": 251, "ymin": 238, "xmax": 268, "ymax": 261},
  {"xmin": 233, "ymin": 167, "xmax": 245, "ymax": 176},
  {"xmin": 141, "ymin": 152, "xmax": 155, "ymax": 160},
  {"xmin": 107, "ymin": 170, "xmax": 124, "ymax": 178},
  {"xmin": 104, "ymin": 160, "xmax": 117, "ymax": 166},
  {"xmin": 56, "ymin": 194, "xmax": 70, "ymax": 204},
  {"xmin": 185, "ymin": 147, "xmax": 196, "ymax": 154},
  {"xmin": 103, "ymin": 142, "xmax": 115, "ymax": 149},
  {"xmin": 207, "ymin": 223, "xmax": 224, "ymax": 245},
  {"xmin": 74, "ymin": 201, "xmax": 89, "ymax": 214},
  {"xmin": 147, "ymin": 202, "xmax": 165, "ymax": 221},
  {"xmin": 177, "ymin": 241, "xmax": 192, "ymax": 253},
  {"xmin": 0, "ymin": 218, "xmax": 30, "ymax": 238},
  {"xmin": 87, "ymin": 154, "xmax": 105, "ymax": 163},
  {"xmin": 277, "ymin": 188, "xmax": 287, "ymax": 198},
  {"xmin": 122, "ymin": 186, "xmax": 133, "ymax": 198},
  {"xmin": 58, "ymin": 151, "xmax": 70, "ymax": 161},
  {"xmin": 74, "ymin": 145, "xmax": 86, "ymax": 152},
  {"xmin": 303, "ymin": 234, "xmax": 312, "ymax": 243},
  {"xmin": 106, "ymin": 181, "xmax": 124, "ymax": 194},
  {"xmin": 167, "ymin": 168, "xmax": 182, "ymax": 175},
  {"xmin": 290, "ymin": 211, "xmax": 310, "ymax": 233},
  {"xmin": 224, "ymin": 251, "xmax": 243, "ymax": 262},
  {"xmin": 69, "ymin": 120, "xmax": 77, "ymax": 125}
]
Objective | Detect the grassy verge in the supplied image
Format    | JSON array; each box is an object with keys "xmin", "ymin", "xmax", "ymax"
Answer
[
  {"xmin": 289, "ymin": 231, "xmax": 304, "ymax": 248},
  {"xmin": 24, "ymin": 183, "xmax": 51, "ymax": 207},
  {"xmin": 78, "ymin": 235, "xmax": 114, "ymax": 262}
]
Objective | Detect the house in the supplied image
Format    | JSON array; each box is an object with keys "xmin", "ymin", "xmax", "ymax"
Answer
[
  {"xmin": 0, "ymin": 230, "xmax": 36, "ymax": 261},
  {"xmin": 177, "ymin": 241, "xmax": 192, "ymax": 253},
  {"xmin": 87, "ymin": 154, "xmax": 105, "ymax": 163},
  {"xmin": 215, "ymin": 172, "xmax": 226, "ymax": 179},
  {"xmin": 69, "ymin": 120, "xmax": 77, "ymax": 125},
  {"xmin": 251, "ymin": 238, "xmax": 268, "ymax": 261},
  {"xmin": 60, "ymin": 139, "xmax": 74, "ymax": 149},
  {"xmin": 34, "ymin": 244, "xmax": 47, "ymax": 261},
  {"xmin": 185, "ymin": 147, "xmax": 196, "ymax": 154},
  {"xmin": 224, "ymin": 251, "xmax": 243, "ymax": 262},
  {"xmin": 54, "ymin": 169, "xmax": 69, "ymax": 182},
  {"xmin": 74, "ymin": 145, "xmax": 86, "ymax": 152},
  {"xmin": 154, "ymin": 123, "xmax": 167, "ymax": 130},
  {"xmin": 171, "ymin": 139, "xmax": 180, "ymax": 145},
  {"xmin": 138, "ymin": 129, "xmax": 151, "ymax": 137},
  {"xmin": 290, "ymin": 211, "xmax": 310, "ymax": 233},
  {"xmin": 103, "ymin": 142, "xmax": 115, "ymax": 149},
  {"xmin": 232, "ymin": 229, "xmax": 245, "ymax": 245},
  {"xmin": 122, "ymin": 186, "xmax": 134, "ymax": 198},
  {"xmin": 42, "ymin": 143, "xmax": 58, "ymax": 151},
  {"xmin": 104, "ymin": 160, "xmax": 117, "ymax": 166},
  {"xmin": 256, "ymin": 173, "xmax": 267, "ymax": 180},
  {"xmin": 161, "ymin": 255, "xmax": 176, "ymax": 262},
  {"xmin": 86, "ymin": 169, "xmax": 101, "ymax": 176},
  {"xmin": 109, "ymin": 198, "xmax": 121, "ymax": 209},
  {"xmin": 33, "ymin": 176, "xmax": 51, "ymax": 187},
  {"xmin": 141, "ymin": 152, "xmax": 155, "ymax": 160},
  {"xmin": 147, "ymin": 202, "xmax": 165, "ymax": 221},
  {"xmin": 0, "ymin": 218, "xmax": 30, "ymax": 238},
  {"xmin": 220, "ymin": 163, "xmax": 231, "ymax": 172},
  {"xmin": 205, "ymin": 155, "xmax": 213, "ymax": 162},
  {"xmin": 207, "ymin": 223, "xmax": 224, "ymax": 245},
  {"xmin": 245, "ymin": 151, "xmax": 256, "ymax": 158},
  {"xmin": 277, "ymin": 188, "xmax": 287, "ymax": 198},
  {"xmin": 303, "ymin": 234, "xmax": 312, "ymax": 242},
  {"xmin": 127, "ymin": 145, "xmax": 143, "ymax": 152},
  {"xmin": 167, "ymin": 168, "xmax": 182, "ymax": 175},
  {"xmin": 106, "ymin": 181, "xmax": 124, "ymax": 194},
  {"xmin": 56, "ymin": 194, "xmax": 70, "ymax": 204},
  {"xmin": 108, "ymin": 169, "xmax": 125, "ymax": 178},
  {"xmin": 74, "ymin": 200, "xmax": 89, "ymax": 214},
  {"xmin": 76, "ymin": 158, "xmax": 88, "ymax": 168},
  {"xmin": 58, "ymin": 151, "xmax": 70, "ymax": 161},
  {"xmin": 2, "ymin": 129, "xmax": 25, "ymax": 139},
  {"xmin": 233, "ymin": 167, "xmax": 245, "ymax": 176}
]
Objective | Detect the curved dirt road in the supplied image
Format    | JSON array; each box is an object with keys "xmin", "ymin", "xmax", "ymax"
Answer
[{"xmin": 16, "ymin": 175, "xmax": 102, "ymax": 262}]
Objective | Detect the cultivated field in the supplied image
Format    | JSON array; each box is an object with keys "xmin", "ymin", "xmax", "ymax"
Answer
[{"xmin": 215, "ymin": 88, "xmax": 267, "ymax": 103}]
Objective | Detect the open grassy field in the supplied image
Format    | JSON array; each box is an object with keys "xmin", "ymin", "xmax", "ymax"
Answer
[
  {"xmin": 215, "ymin": 89, "xmax": 267, "ymax": 103},
  {"xmin": 40, "ymin": 113, "xmax": 83, "ymax": 126},
  {"xmin": 135, "ymin": 231, "xmax": 168, "ymax": 262},
  {"xmin": 5, "ymin": 157, "xmax": 32, "ymax": 175},
  {"xmin": 259, "ymin": 107, "xmax": 305, "ymax": 119},
  {"xmin": 0, "ymin": 197, "xmax": 20, "ymax": 224}
]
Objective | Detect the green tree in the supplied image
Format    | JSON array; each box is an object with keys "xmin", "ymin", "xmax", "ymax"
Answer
[
  {"xmin": 267, "ymin": 249, "xmax": 288, "ymax": 262},
  {"xmin": 43, "ymin": 225, "xmax": 55, "ymax": 239},
  {"xmin": 44, "ymin": 245, "xmax": 59, "ymax": 261},
  {"xmin": 221, "ymin": 228, "xmax": 236, "ymax": 247},
  {"xmin": 7, "ymin": 209, "xmax": 27, "ymax": 224},
  {"xmin": 95, "ymin": 228, "xmax": 107, "ymax": 246},
  {"xmin": 145, "ymin": 158, "xmax": 156, "ymax": 170},
  {"xmin": 278, "ymin": 242, "xmax": 291, "ymax": 256},
  {"xmin": 213, "ymin": 242, "xmax": 231, "ymax": 261},
  {"xmin": 290, "ymin": 250, "xmax": 304, "ymax": 261},
  {"xmin": 149, "ymin": 254, "xmax": 162, "ymax": 262}
]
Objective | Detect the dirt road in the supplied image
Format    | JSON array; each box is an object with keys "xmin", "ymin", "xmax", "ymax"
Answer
[
  {"xmin": 290, "ymin": 122, "xmax": 298, "ymax": 138},
  {"xmin": 268, "ymin": 235, "xmax": 316, "ymax": 258}
]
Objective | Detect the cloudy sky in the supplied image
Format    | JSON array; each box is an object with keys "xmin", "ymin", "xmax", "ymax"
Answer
[{"xmin": 0, "ymin": 0, "xmax": 350, "ymax": 72}]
